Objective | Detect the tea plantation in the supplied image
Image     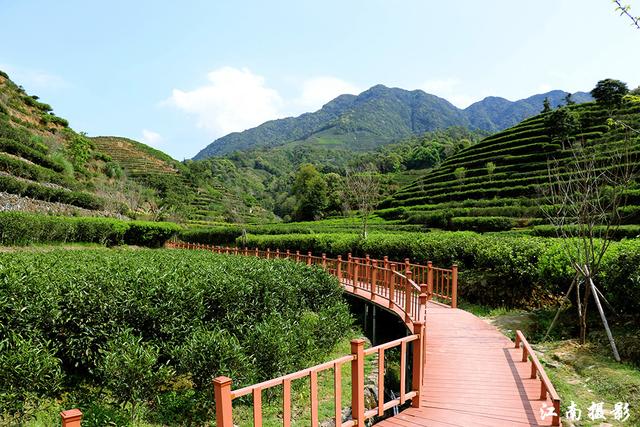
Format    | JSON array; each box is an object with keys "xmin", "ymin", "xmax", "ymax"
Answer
[{"xmin": 0, "ymin": 249, "xmax": 352, "ymax": 425}]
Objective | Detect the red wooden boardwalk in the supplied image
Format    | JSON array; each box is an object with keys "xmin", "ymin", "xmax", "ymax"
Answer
[{"xmin": 379, "ymin": 302, "xmax": 557, "ymax": 427}]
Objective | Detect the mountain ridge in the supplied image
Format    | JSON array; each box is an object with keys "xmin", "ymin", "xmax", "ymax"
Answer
[{"xmin": 194, "ymin": 85, "xmax": 592, "ymax": 159}]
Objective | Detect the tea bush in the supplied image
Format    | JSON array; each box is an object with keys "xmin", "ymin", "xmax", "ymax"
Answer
[
  {"xmin": 0, "ymin": 212, "xmax": 180, "ymax": 247},
  {"xmin": 0, "ymin": 249, "xmax": 352, "ymax": 422},
  {"xmin": 239, "ymin": 231, "xmax": 640, "ymax": 311}
]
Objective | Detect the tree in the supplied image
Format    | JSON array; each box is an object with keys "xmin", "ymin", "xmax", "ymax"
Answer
[
  {"xmin": 545, "ymin": 107, "xmax": 581, "ymax": 148},
  {"xmin": 542, "ymin": 130, "xmax": 638, "ymax": 360},
  {"xmin": 345, "ymin": 164, "xmax": 380, "ymax": 238},
  {"xmin": 453, "ymin": 166, "xmax": 466, "ymax": 181},
  {"xmin": 613, "ymin": 0, "xmax": 640, "ymax": 29},
  {"xmin": 565, "ymin": 93, "xmax": 575, "ymax": 105},
  {"xmin": 631, "ymin": 86, "xmax": 640, "ymax": 96},
  {"xmin": 591, "ymin": 79, "xmax": 629, "ymax": 108},
  {"xmin": 292, "ymin": 164, "xmax": 328, "ymax": 221},
  {"xmin": 485, "ymin": 161, "xmax": 496, "ymax": 181},
  {"xmin": 542, "ymin": 97, "xmax": 552, "ymax": 113}
]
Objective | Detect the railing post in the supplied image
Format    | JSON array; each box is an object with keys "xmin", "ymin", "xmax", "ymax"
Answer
[
  {"xmin": 389, "ymin": 264, "xmax": 396, "ymax": 308},
  {"xmin": 353, "ymin": 258, "xmax": 359, "ymax": 291},
  {"xmin": 427, "ymin": 261, "xmax": 433, "ymax": 300},
  {"xmin": 337, "ymin": 255, "xmax": 342, "ymax": 281},
  {"xmin": 347, "ymin": 253, "xmax": 353, "ymax": 284},
  {"xmin": 286, "ymin": 249, "xmax": 290, "ymax": 259},
  {"xmin": 365, "ymin": 255, "xmax": 371, "ymax": 284},
  {"xmin": 350, "ymin": 339, "xmax": 365, "ymax": 424},
  {"xmin": 255, "ymin": 247, "xmax": 259, "ymax": 257},
  {"xmin": 451, "ymin": 264, "xmax": 458, "ymax": 308},
  {"xmin": 213, "ymin": 376, "xmax": 234, "ymax": 427},
  {"xmin": 60, "ymin": 409, "xmax": 83, "ymax": 427},
  {"xmin": 370, "ymin": 260, "xmax": 377, "ymax": 299},
  {"xmin": 296, "ymin": 250, "xmax": 300, "ymax": 262},
  {"xmin": 411, "ymin": 322, "xmax": 424, "ymax": 408},
  {"xmin": 405, "ymin": 271, "xmax": 412, "ymax": 318},
  {"xmin": 419, "ymin": 284, "xmax": 428, "ymax": 323},
  {"xmin": 322, "ymin": 253, "xmax": 327, "ymax": 269},
  {"xmin": 244, "ymin": 247, "xmax": 248, "ymax": 256},
  {"xmin": 307, "ymin": 251, "xmax": 312, "ymax": 266},
  {"xmin": 276, "ymin": 248, "xmax": 280, "ymax": 259},
  {"xmin": 266, "ymin": 248, "xmax": 271, "ymax": 259},
  {"xmin": 404, "ymin": 258, "xmax": 411, "ymax": 274},
  {"xmin": 552, "ymin": 399, "xmax": 561, "ymax": 426}
]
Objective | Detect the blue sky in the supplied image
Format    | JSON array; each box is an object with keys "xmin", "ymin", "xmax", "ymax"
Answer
[{"xmin": 1, "ymin": 0, "xmax": 638, "ymax": 159}]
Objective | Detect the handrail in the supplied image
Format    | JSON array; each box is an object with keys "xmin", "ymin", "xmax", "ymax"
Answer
[
  {"xmin": 60, "ymin": 241, "xmax": 458, "ymax": 426},
  {"xmin": 514, "ymin": 330, "xmax": 561, "ymax": 426}
]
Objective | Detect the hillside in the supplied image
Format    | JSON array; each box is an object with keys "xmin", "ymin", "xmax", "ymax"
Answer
[
  {"xmin": 379, "ymin": 97, "xmax": 640, "ymax": 232},
  {"xmin": 0, "ymin": 70, "xmax": 134, "ymax": 217},
  {"xmin": 194, "ymin": 85, "xmax": 591, "ymax": 159}
]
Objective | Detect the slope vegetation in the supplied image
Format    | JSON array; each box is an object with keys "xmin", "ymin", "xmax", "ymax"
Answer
[{"xmin": 380, "ymin": 99, "xmax": 640, "ymax": 231}]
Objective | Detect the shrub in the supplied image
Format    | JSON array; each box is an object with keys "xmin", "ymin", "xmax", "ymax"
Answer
[
  {"xmin": 0, "ymin": 250, "xmax": 351, "ymax": 418},
  {"xmin": 0, "ymin": 137, "xmax": 65, "ymax": 172},
  {"xmin": 238, "ymin": 231, "xmax": 638, "ymax": 310},
  {"xmin": 449, "ymin": 216, "xmax": 516, "ymax": 232},
  {"xmin": 0, "ymin": 212, "xmax": 180, "ymax": 246},
  {"xmin": 0, "ymin": 175, "xmax": 104, "ymax": 210}
]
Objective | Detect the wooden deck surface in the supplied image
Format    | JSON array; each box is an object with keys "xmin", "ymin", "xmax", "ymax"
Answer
[{"xmin": 378, "ymin": 302, "xmax": 557, "ymax": 427}]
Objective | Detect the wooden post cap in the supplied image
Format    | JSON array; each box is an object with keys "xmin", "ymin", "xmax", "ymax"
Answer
[
  {"xmin": 213, "ymin": 376, "xmax": 233, "ymax": 385},
  {"xmin": 60, "ymin": 409, "xmax": 83, "ymax": 427}
]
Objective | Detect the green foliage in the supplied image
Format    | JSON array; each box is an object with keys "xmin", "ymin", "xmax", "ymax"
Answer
[
  {"xmin": 0, "ymin": 334, "xmax": 63, "ymax": 411},
  {"xmin": 0, "ymin": 174, "xmax": 105, "ymax": 210},
  {"xmin": 0, "ymin": 137, "xmax": 65, "ymax": 172},
  {"xmin": 0, "ymin": 212, "xmax": 180, "ymax": 246},
  {"xmin": 66, "ymin": 132, "xmax": 92, "ymax": 172},
  {"xmin": 542, "ymin": 97, "xmax": 551, "ymax": 113},
  {"xmin": 544, "ymin": 106, "xmax": 580, "ymax": 144},
  {"xmin": 0, "ymin": 249, "xmax": 351, "ymax": 420},
  {"xmin": 449, "ymin": 216, "xmax": 516, "ymax": 232},
  {"xmin": 240, "ymin": 230, "xmax": 640, "ymax": 311},
  {"xmin": 293, "ymin": 163, "xmax": 329, "ymax": 221},
  {"xmin": 591, "ymin": 78, "xmax": 629, "ymax": 107},
  {"xmin": 98, "ymin": 330, "xmax": 173, "ymax": 416},
  {"xmin": 453, "ymin": 166, "xmax": 466, "ymax": 181}
]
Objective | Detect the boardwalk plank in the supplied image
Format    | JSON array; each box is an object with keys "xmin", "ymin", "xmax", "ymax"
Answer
[{"xmin": 376, "ymin": 302, "xmax": 557, "ymax": 427}]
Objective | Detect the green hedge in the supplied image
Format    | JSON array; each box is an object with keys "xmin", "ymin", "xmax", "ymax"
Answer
[
  {"xmin": 0, "ymin": 175, "xmax": 104, "ymax": 210},
  {"xmin": 0, "ymin": 153, "xmax": 73, "ymax": 188},
  {"xmin": 238, "ymin": 231, "xmax": 640, "ymax": 313},
  {"xmin": 0, "ymin": 212, "xmax": 181, "ymax": 247},
  {"xmin": 0, "ymin": 137, "xmax": 64, "ymax": 172},
  {"xmin": 449, "ymin": 216, "xmax": 517, "ymax": 232},
  {"xmin": 0, "ymin": 250, "xmax": 351, "ymax": 420}
]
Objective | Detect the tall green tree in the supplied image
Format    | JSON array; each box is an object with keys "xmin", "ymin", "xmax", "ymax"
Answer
[
  {"xmin": 542, "ymin": 97, "xmax": 552, "ymax": 113},
  {"xmin": 292, "ymin": 164, "xmax": 328, "ymax": 221},
  {"xmin": 591, "ymin": 79, "xmax": 629, "ymax": 107}
]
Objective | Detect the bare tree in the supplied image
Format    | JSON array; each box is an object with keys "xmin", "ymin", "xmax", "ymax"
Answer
[
  {"xmin": 542, "ymin": 124, "xmax": 638, "ymax": 360},
  {"xmin": 345, "ymin": 164, "xmax": 381, "ymax": 239},
  {"xmin": 613, "ymin": 0, "xmax": 640, "ymax": 29}
]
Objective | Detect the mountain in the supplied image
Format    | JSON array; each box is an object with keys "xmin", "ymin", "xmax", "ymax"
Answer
[{"xmin": 194, "ymin": 85, "xmax": 592, "ymax": 159}]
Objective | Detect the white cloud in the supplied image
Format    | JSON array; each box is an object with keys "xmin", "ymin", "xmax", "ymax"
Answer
[
  {"xmin": 142, "ymin": 129, "xmax": 163, "ymax": 147},
  {"xmin": 295, "ymin": 76, "xmax": 360, "ymax": 110},
  {"xmin": 165, "ymin": 66, "xmax": 284, "ymax": 137},
  {"xmin": 164, "ymin": 68, "xmax": 361, "ymax": 140}
]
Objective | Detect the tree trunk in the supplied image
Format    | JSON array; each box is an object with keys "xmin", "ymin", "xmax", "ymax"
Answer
[{"xmin": 589, "ymin": 277, "xmax": 621, "ymax": 362}]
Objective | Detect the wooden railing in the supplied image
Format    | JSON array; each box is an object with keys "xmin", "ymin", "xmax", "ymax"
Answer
[
  {"xmin": 515, "ymin": 331, "xmax": 561, "ymax": 426},
  {"xmin": 60, "ymin": 241, "xmax": 458, "ymax": 426}
]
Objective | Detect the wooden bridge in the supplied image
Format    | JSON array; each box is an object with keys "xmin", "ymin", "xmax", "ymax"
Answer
[{"xmin": 60, "ymin": 243, "xmax": 561, "ymax": 427}]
